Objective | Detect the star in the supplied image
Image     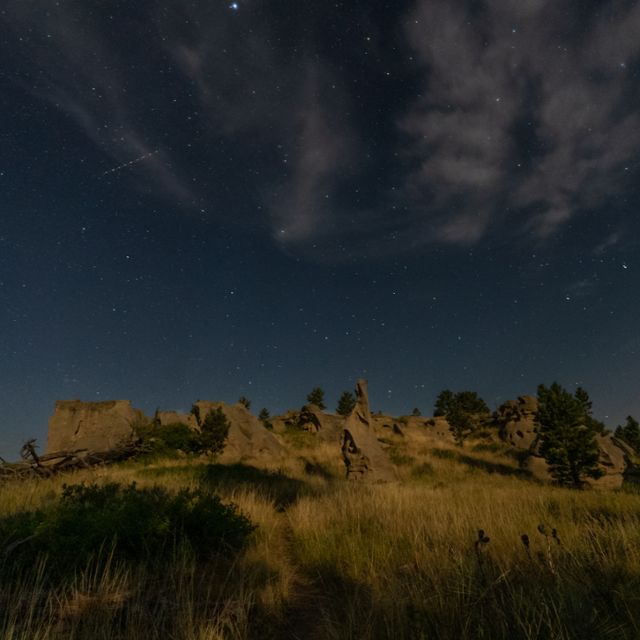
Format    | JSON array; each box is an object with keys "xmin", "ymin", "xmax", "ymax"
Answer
[{"xmin": 229, "ymin": 2, "xmax": 239, "ymax": 10}]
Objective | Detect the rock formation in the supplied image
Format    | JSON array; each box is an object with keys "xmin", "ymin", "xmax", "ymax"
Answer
[
  {"xmin": 495, "ymin": 395, "xmax": 539, "ymax": 451},
  {"xmin": 47, "ymin": 400, "xmax": 145, "ymax": 453},
  {"xmin": 495, "ymin": 395, "xmax": 633, "ymax": 488},
  {"xmin": 341, "ymin": 380, "xmax": 396, "ymax": 482},
  {"xmin": 192, "ymin": 401, "xmax": 286, "ymax": 463},
  {"xmin": 275, "ymin": 404, "xmax": 345, "ymax": 441}
]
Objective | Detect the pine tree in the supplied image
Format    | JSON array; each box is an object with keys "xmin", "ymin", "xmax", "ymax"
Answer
[
  {"xmin": 258, "ymin": 408, "xmax": 273, "ymax": 430},
  {"xmin": 434, "ymin": 390, "xmax": 454, "ymax": 416},
  {"xmin": 412, "ymin": 407, "xmax": 421, "ymax": 416},
  {"xmin": 536, "ymin": 383, "xmax": 603, "ymax": 487},
  {"xmin": 238, "ymin": 396, "xmax": 251, "ymax": 410},
  {"xmin": 336, "ymin": 391, "xmax": 356, "ymax": 416},
  {"xmin": 614, "ymin": 415, "xmax": 640, "ymax": 451},
  {"xmin": 199, "ymin": 408, "xmax": 230, "ymax": 455},
  {"xmin": 447, "ymin": 406, "xmax": 475, "ymax": 446},
  {"xmin": 306, "ymin": 387, "xmax": 326, "ymax": 410}
]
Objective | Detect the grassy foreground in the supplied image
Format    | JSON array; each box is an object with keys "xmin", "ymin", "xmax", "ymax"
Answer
[{"xmin": 1, "ymin": 438, "xmax": 639, "ymax": 640}]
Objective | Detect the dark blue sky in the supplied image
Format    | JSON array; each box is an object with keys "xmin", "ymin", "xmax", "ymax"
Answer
[{"xmin": 1, "ymin": 0, "xmax": 639, "ymax": 458}]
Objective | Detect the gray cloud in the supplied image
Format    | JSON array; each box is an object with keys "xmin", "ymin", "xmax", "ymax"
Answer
[
  {"xmin": 400, "ymin": 0, "xmax": 640, "ymax": 245},
  {"xmin": 2, "ymin": 0, "xmax": 639, "ymax": 258}
]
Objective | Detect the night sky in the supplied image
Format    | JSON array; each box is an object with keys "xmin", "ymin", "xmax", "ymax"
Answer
[{"xmin": 1, "ymin": 0, "xmax": 639, "ymax": 459}]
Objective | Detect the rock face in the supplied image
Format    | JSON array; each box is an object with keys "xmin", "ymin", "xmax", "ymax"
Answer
[
  {"xmin": 192, "ymin": 401, "xmax": 286, "ymax": 462},
  {"xmin": 47, "ymin": 400, "xmax": 145, "ymax": 453},
  {"xmin": 283, "ymin": 404, "xmax": 345, "ymax": 441},
  {"xmin": 496, "ymin": 395, "xmax": 540, "ymax": 451},
  {"xmin": 341, "ymin": 380, "xmax": 396, "ymax": 482},
  {"xmin": 593, "ymin": 434, "xmax": 636, "ymax": 490}
]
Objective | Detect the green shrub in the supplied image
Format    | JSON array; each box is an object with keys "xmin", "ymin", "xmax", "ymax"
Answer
[
  {"xmin": 0, "ymin": 483, "xmax": 255, "ymax": 574},
  {"xmin": 147, "ymin": 422, "xmax": 201, "ymax": 454}
]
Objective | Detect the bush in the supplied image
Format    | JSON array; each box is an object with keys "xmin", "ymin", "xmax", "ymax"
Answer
[
  {"xmin": 141, "ymin": 422, "xmax": 201, "ymax": 455},
  {"xmin": 0, "ymin": 483, "xmax": 255, "ymax": 573}
]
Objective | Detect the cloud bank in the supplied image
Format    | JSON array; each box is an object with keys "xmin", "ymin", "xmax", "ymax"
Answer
[{"xmin": 3, "ymin": 0, "xmax": 639, "ymax": 259}]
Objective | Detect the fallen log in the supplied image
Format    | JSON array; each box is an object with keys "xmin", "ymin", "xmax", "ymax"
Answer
[{"xmin": 0, "ymin": 440, "xmax": 148, "ymax": 483}]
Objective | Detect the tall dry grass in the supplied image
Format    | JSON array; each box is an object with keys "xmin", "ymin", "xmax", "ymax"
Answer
[{"xmin": 1, "ymin": 439, "xmax": 639, "ymax": 639}]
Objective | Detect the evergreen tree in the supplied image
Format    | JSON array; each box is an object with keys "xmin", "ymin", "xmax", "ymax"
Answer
[
  {"xmin": 434, "ymin": 390, "xmax": 490, "ymax": 445},
  {"xmin": 434, "ymin": 390, "xmax": 454, "ymax": 416},
  {"xmin": 199, "ymin": 407, "xmax": 230, "ymax": 455},
  {"xmin": 238, "ymin": 396, "xmax": 251, "ymax": 410},
  {"xmin": 434, "ymin": 389, "xmax": 489, "ymax": 417},
  {"xmin": 306, "ymin": 387, "xmax": 326, "ymax": 410},
  {"xmin": 258, "ymin": 408, "xmax": 273, "ymax": 430},
  {"xmin": 536, "ymin": 383, "xmax": 603, "ymax": 487},
  {"xmin": 336, "ymin": 391, "xmax": 356, "ymax": 416},
  {"xmin": 447, "ymin": 406, "xmax": 475, "ymax": 446},
  {"xmin": 614, "ymin": 415, "xmax": 640, "ymax": 451},
  {"xmin": 412, "ymin": 407, "xmax": 421, "ymax": 416},
  {"xmin": 575, "ymin": 387, "xmax": 607, "ymax": 434}
]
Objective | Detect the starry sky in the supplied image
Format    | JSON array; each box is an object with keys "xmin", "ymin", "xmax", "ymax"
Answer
[{"xmin": 1, "ymin": 0, "xmax": 639, "ymax": 458}]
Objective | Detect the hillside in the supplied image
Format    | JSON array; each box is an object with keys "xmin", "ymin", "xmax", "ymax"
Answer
[{"xmin": 1, "ymin": 382, "xmax": 639, "ymax": 639}]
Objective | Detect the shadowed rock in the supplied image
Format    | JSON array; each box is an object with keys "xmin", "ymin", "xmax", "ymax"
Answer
[
  {"xmin": 341, "ymin": 380, "xmax": 396, "ymax": 482},
  {"xmin": 47, "ymin": 400, "xmax": 146, "ymax": 453},
  {"xmin": 496, "ymin": 395, "xmax": 540, "ymax": 451}
]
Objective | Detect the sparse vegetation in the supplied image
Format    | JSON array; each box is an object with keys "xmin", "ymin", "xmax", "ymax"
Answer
[
  {"xmin": 238, "ymin": 396, "xmax": 251, "ymax": 410},
  {"xmin": 0, "ymin": 437, "xmax": 639, "ymax": 639}
]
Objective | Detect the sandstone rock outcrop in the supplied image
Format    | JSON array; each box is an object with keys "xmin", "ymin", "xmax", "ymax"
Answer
[
  {"xmin": 192, "ymin": 401, "xmax": 286, "ymax": 462},
  {"xmin": 47, "ymin": 400, "xmax": 145, "ymax": 453},
  {"xmin": 495, "ymin": 394, "xmax": 633, "ymax": 488},
  {"xmin": 341, "ymin": 380, "xmax": 396, "ymax": 482},
  {"xmin": 496, "ymin": 395, "xmax": 539, "ymax": 451}
]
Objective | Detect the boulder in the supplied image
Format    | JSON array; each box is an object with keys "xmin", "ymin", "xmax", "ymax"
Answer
[
  {"xmin": 192, "ymin": 401, "xmax": 286, "ymax": 462},
  {"xmin": 47, "ymin": 400, "xmax": 145, "ymax": 453},
  {"xmin": 496, "ymin": 395, "xmax": 539, "ymax": 451},
  {"xmin": 341, "ymin": 380, "xmax": 396, "ymax": 482},
  {"xmin": 588, "ymin": 434, "xmax": 635, "ymax": 490}
]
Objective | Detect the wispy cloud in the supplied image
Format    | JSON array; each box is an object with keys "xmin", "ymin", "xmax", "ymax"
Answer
[
  {"xmin": 2, "ymin": 0, "xmax": 639, "ymax": 259},
  {"xmin": 400, "ymin": 0, "xmax": 640, "ymax": 245}
]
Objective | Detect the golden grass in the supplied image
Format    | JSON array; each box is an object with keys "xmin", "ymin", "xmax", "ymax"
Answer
[{"xmin": 1, "ymin": 440, "xmax": 639, "ymax": 639}]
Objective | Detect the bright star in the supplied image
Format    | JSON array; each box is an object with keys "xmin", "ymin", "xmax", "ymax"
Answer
[{"xmin": 229, "ymin": 2, "xmax": 239, "ymax": 9}]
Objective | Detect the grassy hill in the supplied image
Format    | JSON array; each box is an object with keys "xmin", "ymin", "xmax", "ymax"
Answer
[{"xmin": 1, "ymin": 434, "xmax": 639, "ymax": 639}]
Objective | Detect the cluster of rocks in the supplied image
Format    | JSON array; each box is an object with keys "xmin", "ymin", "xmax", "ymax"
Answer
[
  {"xmin": 493, "ymin": 395, "xmax": 635, "ymax": 489},
  {"xmin": 45, "ymin": 383, "xmax": 636, "ymax": 488},
  {"xmin": 47, "ymin": 399, "xmax": 285, "ymax": 464}
]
